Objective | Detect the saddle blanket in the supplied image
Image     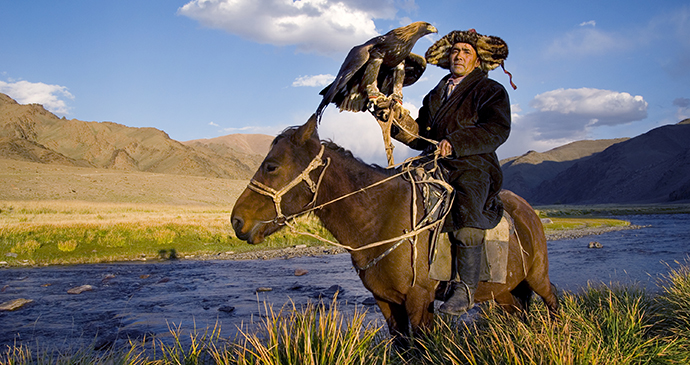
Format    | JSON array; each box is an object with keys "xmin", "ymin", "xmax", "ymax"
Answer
[{"xmin": 428, "ymin": 212, "xmax": 513, "ymax": 284}]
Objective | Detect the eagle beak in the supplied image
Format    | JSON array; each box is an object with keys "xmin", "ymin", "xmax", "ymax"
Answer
[{"xmin": 428, "ymin": 25, "xmax": 438, "ymax": 34}]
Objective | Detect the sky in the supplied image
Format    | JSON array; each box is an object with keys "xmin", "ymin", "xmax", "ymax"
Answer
[{"xmin": 1, "ymin": 0, "xmax": 689, "ymax": 165}]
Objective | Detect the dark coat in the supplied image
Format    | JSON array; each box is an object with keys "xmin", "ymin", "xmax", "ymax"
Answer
[{"xmin": 410, "ymin": 68, "xmax": 511, "ymax": 231}]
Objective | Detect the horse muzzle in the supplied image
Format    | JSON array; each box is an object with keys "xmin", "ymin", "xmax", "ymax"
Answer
[{"xmin": 231, "ymin": 215, "xmax": 276, "ymax": 245}]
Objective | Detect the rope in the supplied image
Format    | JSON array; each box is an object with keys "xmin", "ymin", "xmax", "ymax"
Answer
[{"xmin": 247, "ymin": 139, "xmax": 454, "ymax": 286}]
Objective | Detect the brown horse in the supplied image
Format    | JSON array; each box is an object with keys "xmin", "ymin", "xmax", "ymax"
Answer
[{"xmin": 231, "ymin": 114, "xmax": 559, "ymax": 339}]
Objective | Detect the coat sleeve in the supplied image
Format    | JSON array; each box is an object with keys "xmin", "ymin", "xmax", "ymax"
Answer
[
  {"xmin": 447, "ymin": 82, "xmax": 511, "ymax": 157},
  {"xmin": 405, "ymin": 93, "xmax": 435, "ymax": 151}
]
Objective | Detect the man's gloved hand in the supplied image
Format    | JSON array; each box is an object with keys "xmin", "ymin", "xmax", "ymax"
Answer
[{"xmin": 368, "ymin": 99, "xmax": 391, "ymax": 122}]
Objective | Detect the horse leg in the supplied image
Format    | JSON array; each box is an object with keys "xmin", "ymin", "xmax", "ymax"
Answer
[
  {"xmin": 375, "ymin": 299, "xmax": 411, "ymax": 348},
  {"xmin": 494, "ymin": 290, "xmax": 523, "ymax": 316},
  {"xmin": 404, "ymin": 287, "xmax": 436, "ymax": 335},
  {"xmin": 510, "ymin": 280, "xmax": 533, "ymax": 314},
  {"xmin": 526, "ymin": 270, "xmax": 560, "ymax": 318}
]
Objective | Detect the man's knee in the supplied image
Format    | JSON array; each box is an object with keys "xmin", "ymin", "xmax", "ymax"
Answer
[{"xmin": 450, "ymin": 227, "xmax": 485, "ymax": 247}]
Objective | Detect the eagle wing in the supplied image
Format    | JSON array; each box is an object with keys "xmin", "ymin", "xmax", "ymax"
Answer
[
  {"xmin": 315, "ymin": 22, "xmax": 436, "ymax": 120},
  {"xmin": 316, "ymin": 37, "xmax": 382, "ymax": 119},
  {"xmin": 379, "ymin": 52, "xmax": 426, "ymax": 96}
]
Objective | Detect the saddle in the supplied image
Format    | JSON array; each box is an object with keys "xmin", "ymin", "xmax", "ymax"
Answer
[{"xmin": 402, "ymin": 157, "xmax": 513, "ymax": 284}]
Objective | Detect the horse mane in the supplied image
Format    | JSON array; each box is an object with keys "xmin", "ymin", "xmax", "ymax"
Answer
[
  {"xmin": 272, "ymin": 126, "xmax": 396, "ymax": 179},
  {"xmin": 321, "ymin": 140, "xmax": 397, "ymax": 175}
]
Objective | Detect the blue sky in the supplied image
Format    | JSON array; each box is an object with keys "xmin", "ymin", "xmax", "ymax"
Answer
[{"xmin": 1, "ymin": 0, "xmax": 688, "ymax": 164}]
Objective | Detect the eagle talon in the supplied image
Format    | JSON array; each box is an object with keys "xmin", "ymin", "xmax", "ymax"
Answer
[{"xmin": 368, "ymin": 93, "xmax": 392, "ymax": 109}]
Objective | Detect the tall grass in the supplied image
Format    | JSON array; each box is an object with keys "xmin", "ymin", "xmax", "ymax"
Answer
[
  {"xmin": 223, "ymin": 296, "xmax": 390, "ymax": 365},
  {"xmin": 405, "ymin": 266, "xmax": 690, "ymax": 365}
]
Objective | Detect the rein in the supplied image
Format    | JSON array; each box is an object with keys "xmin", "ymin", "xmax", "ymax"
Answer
[{"xmin": 246, "ymin": 142, "xmax": 453, "ymax": 286}]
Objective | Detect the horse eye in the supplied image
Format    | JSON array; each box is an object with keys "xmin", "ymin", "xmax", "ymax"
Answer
[{"xmin": 263, "ymin": 162, "xmax": 279, "ymax": 174}]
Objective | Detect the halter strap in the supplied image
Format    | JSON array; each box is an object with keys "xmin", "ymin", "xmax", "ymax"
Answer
[{"xmin": 247, "ymin": 144, "xmax": 329, "ymax": 224}]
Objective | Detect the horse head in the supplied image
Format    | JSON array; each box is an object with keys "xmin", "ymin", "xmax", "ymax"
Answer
[{"xmin": 231, "ymin": 114, "xmax": 325, "ymax": 244}]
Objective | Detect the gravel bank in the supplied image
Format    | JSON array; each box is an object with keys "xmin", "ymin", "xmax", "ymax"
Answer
[
  {"xmin": 196, "ymin": 225, "xmax": 644, "ymax": 262},
  {"xmin": 544, "ymin": 224, "xmax": 644, "ymax": 241}
]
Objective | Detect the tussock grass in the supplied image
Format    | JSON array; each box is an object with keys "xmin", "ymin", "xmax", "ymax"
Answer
[
  {"xmin": 225, "ymin": 297, "xmax": 390, "ymax": 365},
  {"xmin": 404, "ymin": 280, "xmax": 687, "ymax": 364},
  {"xmin": 4, "ymin": 262, "xmax": 690, "ymax": 364}
]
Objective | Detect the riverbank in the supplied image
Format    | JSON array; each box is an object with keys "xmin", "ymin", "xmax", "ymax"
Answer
[
  {"xmin": 1, "ymin": 198, "xmax": 641, "ymax": 267},
  {"xmin": 1, "ymin": 215, "xmax": 688, "ymax": 363},
  {"xmin": 187, "ymin": 222, "xmax": 643, "ymax": 262}
]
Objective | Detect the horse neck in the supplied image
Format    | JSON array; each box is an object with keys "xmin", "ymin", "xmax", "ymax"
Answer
[{"xmin": 314, "ymin": 150, "xmax": 411, "ymax": 249}]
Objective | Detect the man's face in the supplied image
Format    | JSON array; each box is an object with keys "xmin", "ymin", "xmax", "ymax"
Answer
[{"xmin": 449, "ymin": 42, "xmax": 480, "ymax": 78}]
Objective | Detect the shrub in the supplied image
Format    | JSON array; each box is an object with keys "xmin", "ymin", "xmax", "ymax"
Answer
[
  {"xmin": 11, "ymin": 239, "xmax": 41, "ymax": 254},
  {"xmin": 58, "ymin": 239, "xmax": 79, "ymax": 252}
]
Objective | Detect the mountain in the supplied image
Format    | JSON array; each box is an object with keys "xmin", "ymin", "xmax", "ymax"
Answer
[
  {"xmin": 528, "ymin": 120, "xmax": 690, "ymax": 204},
  {"xmin": 0, "ymin": 93, "xmax": 270, "ymax": 179},
  {"xmin": 500, "ymin": 138, "xmax": 628, "ymax": 201},
  {"xmin": 183, "ymin": 134, "xmax": 274, "ymax": 164}
]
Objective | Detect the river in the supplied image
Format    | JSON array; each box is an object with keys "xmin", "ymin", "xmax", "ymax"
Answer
[{"xmin": 1, "ymin": 214, "xmax": 688, "ymax": 352}]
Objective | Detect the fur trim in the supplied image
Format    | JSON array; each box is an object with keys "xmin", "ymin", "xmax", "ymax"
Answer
[{"xmin": 425, "ymin": 29, "xmax": 508, "ymax": 72}]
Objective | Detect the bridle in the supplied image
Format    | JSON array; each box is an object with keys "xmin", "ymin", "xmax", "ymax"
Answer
[
  {"xmin": 247, "ymin": 144, "xmax": 330, "ymax": 225},
  {"xmin": 244, "ymin": 142, "xmax": 454, "ymax": 286}
]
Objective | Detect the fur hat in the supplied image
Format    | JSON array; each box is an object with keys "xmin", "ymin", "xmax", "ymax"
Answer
[{"xmin": 425, "ymin": 29, "xmax": 509, "ymax": 72}]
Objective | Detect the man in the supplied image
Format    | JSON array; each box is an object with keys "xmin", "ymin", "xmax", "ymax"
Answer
[{"xmin": 372, "ymin": 29, "xmax": 512, "ymax": 315}]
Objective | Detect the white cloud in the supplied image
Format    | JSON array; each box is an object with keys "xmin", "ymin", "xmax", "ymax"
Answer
[
  {"xmin": 497, "ymin": 88, "xmax": 648, "ymax": 157},
  {"xmin": 292, "ymin": 74, "xmax": 334, "ymax": 87},
  {"xmin": 178, "ymin": 0, "xmax": 400, "ymax": 54},
  {"xmin": 221, "ymin": 124, "xmax": 287, "ymax": 135},
  {"xmin": 531, "ymin": 88, "xmax": 647, "ymax": 122},
  {"xmin": 579, "ymin": 20, "xmax": 596, "ymax": 27},
  {"xmin": 546, "ymin": 27, "xmax": 629, "ymax": 56},
  {"xmin": 674, "ymin": 97, "xmax": 690, "ymax": 121},
  {"xmin": 317, "ymin": 105, "xmax": 417, "ymax": 165},
  {"xmin": 0, "ymin": 80, "xmax": 74, "ymax": 115}
]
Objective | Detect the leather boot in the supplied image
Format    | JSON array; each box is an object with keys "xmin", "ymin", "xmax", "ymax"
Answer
[{"xmin": 438, "ymin": 230, "xmax": 484, "ymax": 316}]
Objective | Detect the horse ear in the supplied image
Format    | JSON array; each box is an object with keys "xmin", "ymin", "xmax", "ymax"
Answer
[{"xmin": 294, "ymin": 113, "xmax": 318, "ymax": 145}]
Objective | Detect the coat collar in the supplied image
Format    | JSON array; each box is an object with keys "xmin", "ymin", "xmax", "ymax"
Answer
[{"xmin": 431, "ymin": 68, "xmax": 487, "ymax": 123}]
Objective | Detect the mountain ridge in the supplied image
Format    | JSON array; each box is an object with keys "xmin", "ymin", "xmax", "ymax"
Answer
[
  {"xmin": 3, "ymin": 93, "xmax": 689, "ymax": 205},
  {"xmin": 0, "ymin": 93, "xmax": 271, "ymax": 180},
  {"xmin": 501, "ymin": 119, "xmax": 690, "ymax": 204}
]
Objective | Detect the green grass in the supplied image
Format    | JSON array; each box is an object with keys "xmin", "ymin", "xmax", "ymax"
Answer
[
  {"xmin": 4, "ymin": 261, "xmax": 690, "ymax": 364},
  {"xmin": 535, "ymin": 203, "xmax": 690, "ymax": 217},
  {"xmin": 1, "ymin": 200, "xmax": 637, "ymax": 267},
  {"xmin": 0, "ymin": 200, "xmax": 333, "ymax": 267},
  {"xmin": 541, "ymin": 217, "xmax": 631, "ymax": 234}
]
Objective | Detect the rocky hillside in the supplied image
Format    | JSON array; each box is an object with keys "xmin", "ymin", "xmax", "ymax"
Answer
[
  {"xmin": 521, "ymin": 120, "xmax": 690, "ymax": 204},
  {"xmin": 0, "ymin": 93, "xmax": 269, "ymax": 179},
  {"xmin": 500, "ymin": 138, "xmax": 628, "ymax": 201}
]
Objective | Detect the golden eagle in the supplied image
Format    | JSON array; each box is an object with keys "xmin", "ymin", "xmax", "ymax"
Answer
[{"xmin": 316, "ymin": 21, "xmax": 437, "ymax": 120}]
